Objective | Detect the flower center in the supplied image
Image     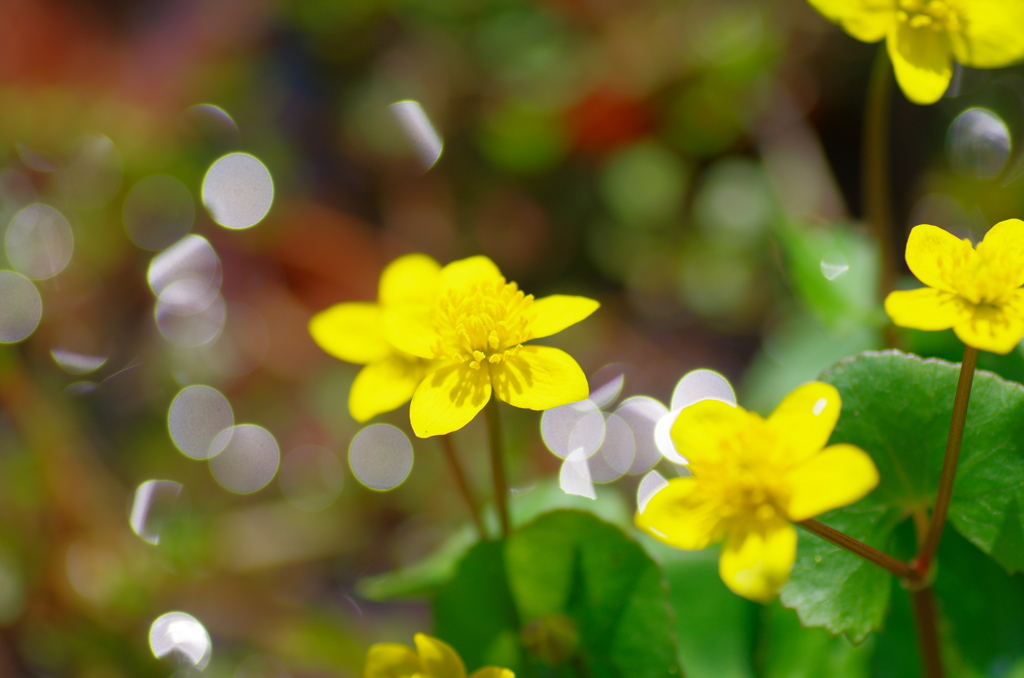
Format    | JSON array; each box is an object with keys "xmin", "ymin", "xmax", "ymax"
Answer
[
  {"xmin": 695, "ymin": 427, "xmax": 791, "ymax": 526},
  {"xmin": 943, "ymin": 238, "xmax": 1021, "ymax": 306},
  {"xmin": 896, "ymin": 0, "xmax": 961, "ymax": 32},
  {"xmin": 432, "ymin": 276, "xmax": 534, "ymax": 370}
]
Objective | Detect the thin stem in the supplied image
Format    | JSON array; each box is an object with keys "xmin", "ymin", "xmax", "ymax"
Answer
[
  {"xmin": 915, "ymin": 345, "xmax": 978, "ymax": 575},
  {"xmin": 439, "ymin": 435, "xmax": 487, "ymax": 539},
  {"xmin": 485, "ymin": 397, "xmax": 510, "ymax": 538},
  {"xmin": 910, "ymin": 586, "xmax": 944, "ymax": 678},
  {"xmin": 798, "ymin": 519, "xmax": 914, "ymax": 579},
  {"xmin": 864, "ymin": 46, "xmax": 897, "ymax": 307},
  {"xmin": 912, "ymin": 508, "xmax": 930, "ymax": 550}
]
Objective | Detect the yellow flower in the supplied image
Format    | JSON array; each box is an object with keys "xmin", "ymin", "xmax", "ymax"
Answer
[
  {"xmin": 885, "ymin": 219, "xmax": 1024, "ymax": 353},
  {"xmin": 807, "ymin": 0, "xmax": 1024, "ymax": 104},
  {"xmin": 364, "ymin": 633, "xmax": 513, "ymax": 678},
  {"xmin": 309, "ymin": 254, "xmax": 441, "ymax": 422},
  {"xmin": 636, "ymin": 383, "xmax": 879, "ymax": 603},
  {"xmin": 384, "ymin": 256, "xmax": 599, "ymax": 438}
]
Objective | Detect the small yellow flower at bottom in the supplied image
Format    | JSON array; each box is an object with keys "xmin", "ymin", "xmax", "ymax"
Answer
[
  {"xmin": 885, "ymin": 219, "xmax": 1024, "ymax": 354},
  {"xmin": 636, "ymin": 382, "xmax": 879, "ymax": 603},
  {"xmin": 364, "ymin": 633, "xmax": 514, "ymax": 678},
  {"xmin": 309, "ymin": 254, "xmax": 442, "ymax": 422}
]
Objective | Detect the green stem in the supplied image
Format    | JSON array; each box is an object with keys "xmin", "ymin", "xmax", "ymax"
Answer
[
  {"xmin": 864, "ymin": 46, "xmax": 897, "ymax": 308},
  {"xmin": 485, "ymin": 397, "xmax": 510, "ymax": 538},
  {"xmin": 798, "ymin": 519, "xmax": 914, "ymax": 579},
  {"xmin": 439, "ymin": 435, "xmax": 487, "ymax": 539},
  {"xmin": 914, "ymin": 345, "xmax": 978, "ymax": 575},
  {"xmin": 910, "ymin": 586, "xmax": 944, "ymax": 678}
]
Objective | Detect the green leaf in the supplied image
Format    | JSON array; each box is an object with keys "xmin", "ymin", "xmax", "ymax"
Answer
[
  {"xmin": 823, "ymin": 350, "xmax": 1024, "ymax": 573},
  {"xmin": 760, "ymin": 603, "xmax": 874, "ymax": 678},
  {"xmin": 648, "ymin": 544, "xmax": 757, "ymax": 678},
  {"xmin": 434, "ymin": 510, "xmax": 683, "ymax": 677},
  {"xmin": 936, "ymin": 528, "xmax": 1024, "ymax": 674},
  {"xmin": 783, "ymin": 350, "xmax": 1024, "ymax": 641},
  {"xmin": 780, "ymin": 502, "xmax": 903, "ymax": 643},
  {"xmin": 357, "ymin": 526, "xmax": 478, "ymax": 601}
]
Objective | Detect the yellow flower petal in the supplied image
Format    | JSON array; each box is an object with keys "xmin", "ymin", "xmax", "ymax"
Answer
[
  {"xmin": 410, "ymin": 363, "xmax": 492, "ymax": 437},
  {"xmin": 349, "ymin": 356, "xmax": 426, "ymax": 423},
  {"xmin": 440, "ymin": 256, "xmax": 503, "ymax": 289},
  {"xmin": 469, "ymin": 669, "xmax": 515, "ymax": 678},
  {"xmin": 309, "ymin": 302, "xmax": 391, "ymax": 364},
  {"xmin": 884, "ymin": 287, "xmax": 973, "ymax": 330},
  {"xmin": 904, "ymin": 223, "xmax": 967, "ymax": 291},
  {"xmin": 978, "ymin": 218, "xmax": 1024, "ymax": 289},
  {"xmin": 670, "ymin": 399, "xmax": 757, "ymax": 468},
  {"xmin": 414, "ymin": 634, "xmax": 467, "ymax": 678},
  {"xmin": 364, "ymin": 643, "xmax": 422, "ymax": 678},
  {"xmin": 766, "ymin": 382, "xmax": 842, "ymax": 465},
  {"xmin": 526, "ymin": 295, "xmax": 600, "ymax": 340},
  {"xmin": 490, "ymin": 345, "xmax": 588, "ymax": 410},
  {"xmin": 807, "ymin": 0, "xmax": 894, "ymax": 42},
  {"xmin": 635, "ymin": 477, "xmax": 720, "ymax": 550},
  {"xmin": 719, "ymin": 519, "xmax": 797, "ymax": 603},
  {"xmin": 784, "ymin": 444, "xmax": 880, "ymax": 521},
  {"xmin": 954, "ymin": 305, "xmax": 1024, "ymax": 354},
  {"xmin": 951, "ymin": 0, "xmax": 1024, "ymax": 68},
  {"xmin": 887, "ymin": 21, "xmax": 953, "ymax": 105},
  {"xmin": 383, "ymin": 304, "xmax": 439, "ymax": 359},
  {"xmin": 379, "ymin": 254, "xmax": 442, "ymax": 307}
]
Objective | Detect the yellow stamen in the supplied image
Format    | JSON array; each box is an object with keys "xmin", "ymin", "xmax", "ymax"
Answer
[{"xmin": 432, "ymin": 276, "xmax": 534, "ymax": 367}]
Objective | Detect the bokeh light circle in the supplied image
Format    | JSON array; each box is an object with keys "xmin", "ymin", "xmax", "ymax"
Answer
[
  {"xmin": 637, "ymin": 470, "xmax": 669, "ymax": 513},
  {"xmin": 208, "ymin": 424, "xmax": 281, "ymax": 494},
  {"xmin": 560, "ymin": 448, "xmax": 596, "ymax": 499},
  {"xmin": 50, "ymin": 349, "xmax": 107, "ymax": 375},
  {"xmin": 671, "ymin": 368, "xmax": 736, "ymax": 411},
  {"xmin": 655, "ymin": 409, "xmax": 688, "ymax": 465},
  {"xmin": 0, "ymin": 271, "xmax": 42, "ymax": 343},
  {"xmin": 201, "ymin": 152, "xmax": 274, "ymax": 229},
  {"xmin": 947, "ymin": 107, "xmax": 1011, "ymax": 180},
  {"xmin": 615, "ymin": 396, "xmax": 668, "ymax": 474},
  {"xmin": 5, "ymin": 203, "xmax": 73, "ymax": 280},
  {"xmin": 129, "ymin": 480, "xmax": 185, "ymax": 545},
  {"xmin": 155, "ymin": 290, "xmax": 227, "ymax": 347},
  {"xmin": 147, "ymin": 234, "xmax": 222, "ymax": 300},
  {"xmin": 349, "ymin": 424, "xmax": 414, "ymax": 491},
  {"xmin": 149, "ymin": 611, "xmax": 212, "ymax": 669},
  {"xmin": 167, "ymin": 385, "xmax": 234, "ymax": 460},
  {"xmin": 541, "ymin": 400, "xmax": 603, "ymax": 459},
  {"xmin": 388, "ymin": 100, "xmax": 444, "ymax": 172}
]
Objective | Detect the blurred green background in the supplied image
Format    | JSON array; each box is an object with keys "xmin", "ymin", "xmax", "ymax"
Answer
[{"xmin": 2, "ymin": 0, "xmax": 1024, "ymax": 675}]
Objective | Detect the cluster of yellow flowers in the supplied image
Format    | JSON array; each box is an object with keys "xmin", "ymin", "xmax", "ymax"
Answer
[
  {"xmin": 347, "ymin": 1, "xmax": 1024, "ymax": 667},
  {"xmin": 310, "ymin": 254, "xmax": 599, "ymax": 437}
]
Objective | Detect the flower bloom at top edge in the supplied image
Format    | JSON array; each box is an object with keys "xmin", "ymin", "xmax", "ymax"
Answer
[
  {"xmin": 364, "ymin": 633, "xmax": 514, "ymax": 678},
  {"xmin": 884, "ymin": 219, "xmax": 1024, "ymax": 354},
  {"xmin": 383, "ymin": 256, "xmax": 600, "ymax": 438},
  {"xmin": 636, "ymin": 382, "xmax": 879, "ymax": 603},
  {"xmin": 308, "ymin": 253, "xmax": 441, "ymax": 422},
  {"xmin": 806, "ymin": 0, "xmax": 1024, "ymax": 104}
]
